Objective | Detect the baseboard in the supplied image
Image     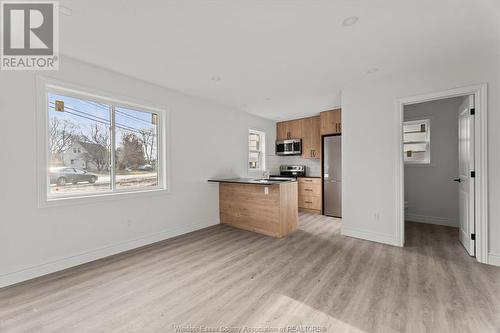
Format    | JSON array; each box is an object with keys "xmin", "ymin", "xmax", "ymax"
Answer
[
  {"xmin": 488, "ymin": 253, "xmax": 500, "ymax": 267},
  {"xmin": 405, "ymin": 213, "xmax": 457, "ymax": 227},
  {"xmin": 0, "ymin": 220, "xmax": 218, "ymax": 288},
  {"xmin": 341, "ymin": 227, "xmax": 400, "ymax": 247}
]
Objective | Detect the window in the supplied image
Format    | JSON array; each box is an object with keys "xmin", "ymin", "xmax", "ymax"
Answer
[
  {"xmin": 248, "ymin": 130, "xmax": 265, "ymax": 171},
  {"xmin": 403, "ymin": 119, "xmax": 430, "ymax": 164},
  {"xmin": 45, "ymin": 86, "xmax": 165, "ymax": 201}
]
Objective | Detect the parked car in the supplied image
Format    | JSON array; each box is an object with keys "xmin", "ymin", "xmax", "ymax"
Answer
[
  {"xmin": 137, "ymin": 164, "xmax": 153, "ymax": 171},
  {"xmin": 50, "ymin": 167, "xmax": 98, "ymax": 186}
]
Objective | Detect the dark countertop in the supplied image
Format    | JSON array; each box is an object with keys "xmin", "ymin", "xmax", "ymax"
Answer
[
  {"xmin": 208, "ymin": 178, "xmax": 296, "ymax": 185},
  {"xmin": 298, "ymin": 176, "xmax": 321, "ymax": 179}
]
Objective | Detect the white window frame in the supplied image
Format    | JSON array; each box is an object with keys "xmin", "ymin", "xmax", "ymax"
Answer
[
  {"xmin": 403, "ymin": 118, "xmax": 430, "ymax": 165},
  {"xmin": 36, "ymin": 76, "xmax": 170, "ymax": 207},
  {"xmin": 248, "ymin": 129, "xmax": 266, "ymax": 173}
]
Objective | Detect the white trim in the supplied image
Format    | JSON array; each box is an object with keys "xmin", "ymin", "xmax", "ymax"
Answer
[
  {"xmin": 488, "ymin": 253, "xmax": 500, "ymax": 267},
  {"xmin": 342, "ymin": 227, "xmax": 400, "ymax": 247},
  {"xmin": 36, "ymin": 75, "xmax": 171, "ymax": 207},
  {"xmin": 405, "ymin": 214, "xmax": 456, "ymax": 227},
  {"xmin": 0, "ymin": 220, "xmax": 218, "ymax": 288},
  {"xmin": 395, "ymin": 84, "xmax": 488, "ymax": 263}
]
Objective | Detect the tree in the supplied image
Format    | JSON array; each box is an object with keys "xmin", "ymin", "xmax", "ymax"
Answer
[
  {"xmin": 138, "ymin": 128, "xmax": 156, "ymax": 165},
  {"xmin": 118, "ymin": 133, "xmax": 145, "ymax": 169},
  {"xmin": 80, "ymin": 124, "xmax": 110, "ymax": 171},
  {"xmin": 49, "ymin": 117, "xmax": 76, "ymax": 154}
]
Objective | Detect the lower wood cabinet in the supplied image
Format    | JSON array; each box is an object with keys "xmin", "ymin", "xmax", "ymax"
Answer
[
  {"xmin": 219, "ymin": 182, "xmax": 298, "ymax": 237},
  {"xmin": 298, "ymin": 177, "xmax": 322, "ymax": 214}
]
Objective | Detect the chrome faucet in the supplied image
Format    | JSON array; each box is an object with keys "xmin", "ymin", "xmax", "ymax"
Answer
[{"xmin": 263, "ymin": 171, "xmax": 270, "ymax": 179}]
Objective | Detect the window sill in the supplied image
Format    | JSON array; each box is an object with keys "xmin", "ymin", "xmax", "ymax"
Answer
[{"xmin": 40, "ymin": 187, "xmax": 170, "ymax": 208}]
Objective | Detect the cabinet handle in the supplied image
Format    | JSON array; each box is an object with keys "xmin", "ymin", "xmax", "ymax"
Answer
[
  {"xmin": 305, "ymin": 189, "xmax": 313, "ymax": 191},
  {"xmin": 305, "ymin": 201, "xmax": 313, "ymax": 204},
  {"xmin": 304, "ymin": 180, "xmax": 312, "ymax": 182}
]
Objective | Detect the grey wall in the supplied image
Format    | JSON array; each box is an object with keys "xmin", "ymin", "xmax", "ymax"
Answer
[{"xmin": 404, "ymin": 97, "xmax": 462, "ymax": 227}]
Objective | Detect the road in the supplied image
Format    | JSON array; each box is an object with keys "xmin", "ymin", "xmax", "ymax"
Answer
[{"xmin": 50, "ymin": 172, "xmax": 158, "ymax": 194}]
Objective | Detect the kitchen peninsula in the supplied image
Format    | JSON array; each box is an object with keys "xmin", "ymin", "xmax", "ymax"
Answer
[{"xmin": 208, "ymin": 178, "xmax": 298, "ymax": 237}]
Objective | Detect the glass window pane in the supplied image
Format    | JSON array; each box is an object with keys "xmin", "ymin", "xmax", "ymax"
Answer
[
  {"xmin": 404, "ymin": 132, "xmax": 427, "ymax": 143},
  {"xmin": 249, "ymin": 151, "xmax": 260, "ymax": 169},
  {"xmin": 403, "ymin": 143, "xmax": 427, "ymax": 152},
  {"xmin": 115, "ymin": 106, "xmax": 159, "ymax": 189},
  {"xmin": 404, "ymin": 151, "xmax": 427, "ymax": 163},
  {"xmin": 404, "ymin": 122, "xmax": 426, "ymax": 133},
  {"xmin": 48, "ymin": 93, "xmax": 111, "ymax": 195},
  {"xmin": 249, "ymin": 133, "xmax": 260, "ymax": 151}
]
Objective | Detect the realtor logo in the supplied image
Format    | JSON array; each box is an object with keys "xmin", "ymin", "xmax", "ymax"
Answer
[{"xmin": 1, "ymin": 1, "xmax": 59, "ymax": 70}]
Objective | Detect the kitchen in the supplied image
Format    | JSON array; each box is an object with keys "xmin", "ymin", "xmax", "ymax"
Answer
[{"xmin": 209, "ymin": 108, "xmax": 342, "ymax": 237}]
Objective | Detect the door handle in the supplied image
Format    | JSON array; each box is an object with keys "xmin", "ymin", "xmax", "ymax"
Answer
[{"xmin": 453, "ymin": 178, "xmax": 461, "ymax": 183}]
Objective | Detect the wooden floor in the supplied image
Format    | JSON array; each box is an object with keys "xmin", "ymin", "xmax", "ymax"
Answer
[{"xmin": 1, "ymin": 213, "xmax": 500, "ymax": 333}]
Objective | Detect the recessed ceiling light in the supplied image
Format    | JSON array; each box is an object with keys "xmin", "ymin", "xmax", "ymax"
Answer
[
  {"xmin": 342, "ymin": 16, "xmax": 359, "ymax": 27},
  {"xmin": 58, "ymin": 5, "xmax": 73, "ymax": 16},
  {"xmin": 211, "ymin": 76, "xmax": 221, "ymax": 81},
  {"xmin": 265, "ymin": 97, "xmax": 271, "ymax": 101},
  {"xmin": 367, "ymin": 67, "xmax": 379, "ymax": 74}
]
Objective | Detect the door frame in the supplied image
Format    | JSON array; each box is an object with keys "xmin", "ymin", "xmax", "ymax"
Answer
[{"xmin": 395, "ymin": 84, "xmax": 488, "ymax": 263}]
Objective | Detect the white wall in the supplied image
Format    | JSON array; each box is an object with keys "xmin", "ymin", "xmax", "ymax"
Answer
[
  {"xmin": 341, "ymin": 52, "xmax": 500, "ymax": 263},
  {"xmin": 0, "ymin": 57, "xmax": 276, "ymax": 287},
  {"xmin": 404, "ymin": 97, "xmax": 462, "ymax": 227}
]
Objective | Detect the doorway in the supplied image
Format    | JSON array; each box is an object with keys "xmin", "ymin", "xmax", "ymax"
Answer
[
  {"xmin": 395, "ymin": 85, "xmax": 488, "ymax": 263},
  {"xmin": 403, "ymin": 96, "xmax": 473, "ymax": 255}
]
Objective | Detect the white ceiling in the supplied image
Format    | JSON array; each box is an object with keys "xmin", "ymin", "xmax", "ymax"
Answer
[{"xmin": 59, "ymin": 0, "xmax": 499, "ymax": 120}]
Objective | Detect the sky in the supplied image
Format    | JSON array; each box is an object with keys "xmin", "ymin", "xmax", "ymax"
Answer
[{"xmin": 48, "ymin": 92, "xmax": 157, "ymax": 143}]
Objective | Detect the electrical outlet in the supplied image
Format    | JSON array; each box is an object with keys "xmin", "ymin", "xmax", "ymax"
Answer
[{"xmin": 264, "ymin": 187, "xmax": 269, "ymax": 195}]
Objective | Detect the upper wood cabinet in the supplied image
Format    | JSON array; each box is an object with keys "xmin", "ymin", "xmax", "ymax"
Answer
[
  {"xmin": 320, "ymin": 109, "xmax": 342, "ymax": 135},
  {"xmin": 276, "ymin": 119, "xmax": 302, "ymax": 140},
  {"xmin": 301, "ymin": 116, "xmax": 320, "ymax": 159}
]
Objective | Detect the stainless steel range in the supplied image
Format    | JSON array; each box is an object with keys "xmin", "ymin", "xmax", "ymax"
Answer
[{"xmin": 269, "ymin": 165, "xmax": 306, "ymax": 180}]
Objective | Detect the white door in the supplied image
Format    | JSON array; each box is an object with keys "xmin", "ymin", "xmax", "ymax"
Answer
[{"xmin": 458, "ymin": 95, "xmax": 475, "ymax": 256}]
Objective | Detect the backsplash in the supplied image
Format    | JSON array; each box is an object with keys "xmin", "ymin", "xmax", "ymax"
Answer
[{"xmin": 267, "ymin": 155, "xmax": 321, "ymax": 177}]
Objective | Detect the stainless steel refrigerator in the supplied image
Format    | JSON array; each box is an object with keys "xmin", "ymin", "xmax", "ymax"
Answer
[{"xmin": 323, "ymin": 135, "xmax": 342, "ymax": 217}]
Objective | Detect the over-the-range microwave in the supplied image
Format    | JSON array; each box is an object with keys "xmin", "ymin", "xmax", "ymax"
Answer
[{"xmin": 276, "ymin": 139, "xmax": 302, "ymax": 156}]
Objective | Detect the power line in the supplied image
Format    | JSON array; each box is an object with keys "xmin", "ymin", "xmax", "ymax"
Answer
[
  {"xmin": 49, "ymin": 105, "xmax": 157, "ymax": 137},
  {"xmin": 115, "ymin": 109, "xmax": 152, "ymax": 124},
  {"xmin": 49, "ymin": 102, "xmax": 156, "ymax": 135},
  {"xmin": 79, "ymin": 99, "xmax": 152, "ymax": 125}
]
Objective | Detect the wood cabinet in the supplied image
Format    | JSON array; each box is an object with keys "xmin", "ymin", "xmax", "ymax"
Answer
[
  {"xmin": 277, "ymin": 117, "xmax": 320, "ymax": 159},
  {"xmin": 301, "ymin": 116, "xmax": 321, "ymax": 159},
  {"xmin": 320, "ymin": 109, "xmax": 342, "ymax": 135},
  {"xmin": 276, "ymin": 119, "xmax": 302, "ymax": 140},
  {"xmin": 298, "ymin": 177, "xmax": 322, "ymax": 214},
  {"xmin": 219, "ymin": 182, "xmax": 298, "ymax": 237}
]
